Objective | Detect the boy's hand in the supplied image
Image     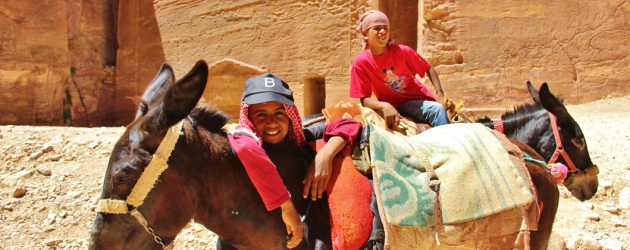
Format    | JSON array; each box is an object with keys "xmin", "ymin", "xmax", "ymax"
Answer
[
  {"xmin": 381, "ymin": 102, "xmax": 401, "ymax": 128},
  {"xmin": 302, "ymin": 137, "xmax": 345, "ymax": 200},
  {"xmin": 435, "ymin": 91, "xmax": 446, "ymax": 108},
  {"xmin": 280, "ymin": 200, "xmax": 303, "ymax": 249},
  {"xmin": 302, "ymin": 149, "xmax": 333, "ymax": 201}
]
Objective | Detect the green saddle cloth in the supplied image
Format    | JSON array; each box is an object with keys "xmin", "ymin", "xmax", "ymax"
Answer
[{"xmin": 369, "ymin": 123, "xmax": 534, "ymax": 226}]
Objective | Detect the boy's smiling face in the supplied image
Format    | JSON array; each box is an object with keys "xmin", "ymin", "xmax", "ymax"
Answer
[
  {"xmin": 248, "ymin": 101, "xmax": 290, "ymax": 144},
  {"xmin": 364, "ymin": 25, "xmax": 390, "ymax": 49}
]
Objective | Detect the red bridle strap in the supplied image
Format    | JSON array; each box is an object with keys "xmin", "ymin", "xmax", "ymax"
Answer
[
  {"xmin": 547, "ymin": 113, "xmax": 579, "ymax": 173},
  {"xmin": 492, "ymin": 119, "xmax": 504, "ymax": 134}
]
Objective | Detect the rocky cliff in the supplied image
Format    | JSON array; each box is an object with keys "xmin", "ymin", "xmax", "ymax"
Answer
[{"xmin": 0, "ymin": 0, "xmax": 627, "ymax": 126}]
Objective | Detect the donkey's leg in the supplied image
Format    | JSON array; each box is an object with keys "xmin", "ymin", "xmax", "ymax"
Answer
[
  {"xmin": 526, "ymin": 162, "xmax": 560, "ymax": 250},
  {"xmin": 216, "ymin": 238, "xmax": 238, "ymax": 250}
]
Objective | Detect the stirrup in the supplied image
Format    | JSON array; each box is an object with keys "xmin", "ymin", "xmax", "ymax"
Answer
[{"xmin": 351, "ymin": 115, "xmax": 372, "ymax": 175}]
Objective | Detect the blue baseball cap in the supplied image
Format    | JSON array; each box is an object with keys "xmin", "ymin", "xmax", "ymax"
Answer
[{"xmin": 241, "ymin": 73, "xmax": 294, "ymax": 105}]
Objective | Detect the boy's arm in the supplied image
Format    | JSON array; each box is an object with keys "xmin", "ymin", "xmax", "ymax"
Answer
[
  {"xmin": 280, "ymin": 200, "xmax": 303, "ymax": 249},
  {"xmin": 228, "ymin": 134, "xmax": 303, "ymax": 248},
  {"xmin": 303, "ymin": 119, "xmax": 362, "ymax": 200},
  {"xmin": 361, "ymin": 97, "xmax": 401, "ymax": 128},
  {"xmin": 426, "ymin": 66, "xmax": 445, "ymax": 106},
  {"xmin": 302, "ymin": 136, "xmax": 346, "ymax": 201},
  {"xmin": 228, "ymin": 134, "xmax": 291, "ymax": 210}
]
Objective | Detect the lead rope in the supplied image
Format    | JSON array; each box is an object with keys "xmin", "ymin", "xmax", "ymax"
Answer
[
  {"xmin": 514, "ymin": 207, "xmax": 531, "ymax": 250},
  {"xmin": 297, "ymin": 117, "xmax": 325, "ymax": 223},
  {"xmin": 425, "ymin": 162, "xmax": 442, "ymax": 244},
  {"xmin": 130, "ymin": 209, "xmax": 171, "ymax": 249}
]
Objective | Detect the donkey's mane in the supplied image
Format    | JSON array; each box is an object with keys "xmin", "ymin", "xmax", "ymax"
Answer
[
  {"xmin": 188, "ymin": 104, "xmax": 230, "ymax": 133},
  {"xmin": 504, "ymin": 102, "xmax": 544, "ymax": 118},
  {"xmin": 476, "ymin": 102, "xmax": 544, "ymax": 124}
]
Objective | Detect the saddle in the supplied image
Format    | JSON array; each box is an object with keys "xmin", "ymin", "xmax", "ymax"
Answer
[{"xmin": 322, "ymin": 101, "xmax": 540, "ymax": 250}]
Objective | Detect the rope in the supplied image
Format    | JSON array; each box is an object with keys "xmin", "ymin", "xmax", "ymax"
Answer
[
  {"xmin": 522, "ymin": 153, "xmax": 548, "ymax": 167},
  {"xmin": 302, "ymin": 116, "xmax": 326, "ymax": 127},
  {"xmin": 444, "ymin": 98, "xmax": 474, "ymax": 123}
]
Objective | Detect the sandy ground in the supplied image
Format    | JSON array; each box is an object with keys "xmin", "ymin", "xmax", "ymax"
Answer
[{"xmin": 0, "ymin": 96, "xmax": 629, "ymax": 250}]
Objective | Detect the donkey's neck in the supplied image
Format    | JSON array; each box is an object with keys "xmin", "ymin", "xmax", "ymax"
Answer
[{"xmin": 501, "ymin": 109, "xmax": 555, "ymax": 161}]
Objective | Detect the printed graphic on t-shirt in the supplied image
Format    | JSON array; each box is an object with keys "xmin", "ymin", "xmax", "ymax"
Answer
[{"xmin": 382, "ymin": 66, "xmax": 405, "ymax": 93}]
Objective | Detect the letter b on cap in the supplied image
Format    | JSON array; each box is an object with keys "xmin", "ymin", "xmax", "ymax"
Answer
[{"xmin": 264, "ymin": 77, "xmax": 275, "ymax": 87}]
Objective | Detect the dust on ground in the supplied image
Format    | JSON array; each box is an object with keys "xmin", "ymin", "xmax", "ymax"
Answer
[{"xmin": 1, "ymin": 96, "xmax": 629, "ymax": 250}]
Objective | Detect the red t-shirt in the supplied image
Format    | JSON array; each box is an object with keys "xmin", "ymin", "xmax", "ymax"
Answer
[{"xmin": 350, "ymin": 44, "xmax": 436, "ymax": 107}]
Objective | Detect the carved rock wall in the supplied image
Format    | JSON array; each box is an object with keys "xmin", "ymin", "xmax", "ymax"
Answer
[
  {"xmin": 421, "ymin": 0, "xmax": 630, "ymax": 109},
  {"xmin": 1, "ymin": 0, "xmax": 628, "ymax": 125},
  {"xmin": 115, "ymin": 0, "xmax": 370, "ymax": 122},
  {"xmin": 0, "ymin": 0, "xmax": 116, "ymax": 126}
]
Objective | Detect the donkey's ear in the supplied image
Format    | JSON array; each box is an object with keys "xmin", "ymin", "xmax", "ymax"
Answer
[
  {"xmin": 135, "ymin": 63, "xmax": 176, "ymax": 119},
  {"xmin": 139, "ymin": 60, "xmax": 208, "ymax": 150},
  {"xmin": 526, "ymin": 81, "xmax": 540, "ymax": 103},
  {"xmin": 539, "ymin": 83, "xmax": 571, "ymax": 124}
]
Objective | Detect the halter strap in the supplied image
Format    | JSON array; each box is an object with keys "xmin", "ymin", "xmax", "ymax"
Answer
[
  {"xmin": 547, "ymin": 113, "xmax": 579, "ymax": 173},
  {"xmin": 97, "ymin": 121, "xmax": 184, "ymax": 212},
  {"xmin": 96, "ymin": 121, "xmax": 183, "ymax": 249},
  {"xmin": 492, "ymin": 119, "xmax": 504, "ymax": 134}
]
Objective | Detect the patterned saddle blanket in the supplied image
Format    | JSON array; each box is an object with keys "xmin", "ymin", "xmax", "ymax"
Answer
[
  {"xmin": 369, "ymin": 122, "xmax": 534, "ymax": 226},
  {"xmin": 320, "ymin": 101, "xmax": 539, "ymax": 249}
]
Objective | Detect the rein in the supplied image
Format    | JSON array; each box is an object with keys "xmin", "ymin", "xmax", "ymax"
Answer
[
  {"xmin": 95, "ymin": 121, "xmax": 184, "ymax": 249},
  {"xmin": 547, "ymin": 113, "xmax": 579, "ymax": 173}
]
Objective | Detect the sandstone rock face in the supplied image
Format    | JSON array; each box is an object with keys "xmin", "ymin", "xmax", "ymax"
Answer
[
  {"xmin": 205, "ymin": 59, "xmax": 267, "ymax": 123},
  {"xmin": 0, "ymin": 0, "xmax": 116, "ymax": 126},
  {"xmin": 421, "ymin": 0, "xmax": 630, "ymax": 109},
  {"xmin": 116, "ymin": 0, "xmax": 369, "ymax": 120},
  {"xmin": 117, "ymin": 0, "xmax": 629, "ymax": 121},
  {"xmin": 1, "ymin": 0, "xmax": 628, "ymax": 126},
  {"xmin": 0, "ymin": 1, "xmax": 71, "ymax": 125}
]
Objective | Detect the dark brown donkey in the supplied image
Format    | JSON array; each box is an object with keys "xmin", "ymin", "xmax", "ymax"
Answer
[
  {"xmin": 477, "ymin": 82, "xmax": 599, "ymax": 202},
  {"xmin": 88, "ymin": 61, "xmax": 331, "ymax": 250},
  {"xmin": 87, "ymin": 60, "xmax": 566, "ymax": 249}
]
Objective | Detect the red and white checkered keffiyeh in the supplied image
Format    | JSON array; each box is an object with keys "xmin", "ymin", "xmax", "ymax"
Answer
[{"xmin": 234, "ymin": 101, "xmax": 306, "ymax": 147}]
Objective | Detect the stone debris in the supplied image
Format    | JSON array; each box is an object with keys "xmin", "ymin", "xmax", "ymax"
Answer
[
  {"xmin": 12, "ymin": 187, "xmax": 27, "ymax": 198},
  {"xmin": 36, "ymin": 164, "xmax": 52, "ymax": 176},
  {"xmin": 1, "ymin": 99, "xmax": 630, "ymax": 249},
  {"xmin": 2, "ymin": 204, "xmax": 14, "ymax": 212},
  {"xmin": 43, "ymin": 238, "xmax": 63, "ymax": 247},
  {"xmin": 566, "ymin": 235, "xmax": 603, "ymax": 250},
  {"xmin": 88, "ymin": 141, "xmax": 100, "ymax": 149},
  {"xmin": 612, "ymin": 219, "xmax": 626, "ymax": 227},
  {"xmin": 619, "ymin": 187, "xmax": 630, "ymax": 209},
  {"xmin": 602, "ymin": 206, "xmax": 620, "ymax": 215},
  {"xmin": 583, "ymin": 202, "xmax": 594, "ymax": 210},
  {"xmin": 585, "ymin": 212, "xmax": 601, "ymax": 222}
]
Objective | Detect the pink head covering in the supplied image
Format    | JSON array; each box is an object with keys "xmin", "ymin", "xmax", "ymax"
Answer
[
  {"xmin": 357, "ymin": 10, "xmax": 390, "ymax": 32},
  {"xmin": 234, "ymin": 73, "xmax": 306, "ymax": 146},
  {"xmin": 357, "ymin": 10, "xmax": 393, "ymax": 51},
  {"xmin": 235, "ymin": 102, "xmax": 307, "ymax": 147}
]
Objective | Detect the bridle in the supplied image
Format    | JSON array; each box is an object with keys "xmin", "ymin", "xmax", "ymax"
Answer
[
  {"xmin": 95, "ymin": 121, "xmax": 184, "ymax": 249},
  {"xmin": 492, "ymin": 112, "xmax": 579, "ymax": 173},
  {"xmin": 95, "ymin": 119, "xmax": 316, "ymax": 249},
  {"xmin": 547, "ymin": 113, "xmax": 579, "ymax": 173}
]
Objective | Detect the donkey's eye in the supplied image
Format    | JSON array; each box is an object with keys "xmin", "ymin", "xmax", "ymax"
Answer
[
  {"xmin": 116, "ymin": 174, "xmax": 135, "ymax": 184},
  {"xmin": 571, "ymin": 138, "xmax": 584, "ymax": 146}
]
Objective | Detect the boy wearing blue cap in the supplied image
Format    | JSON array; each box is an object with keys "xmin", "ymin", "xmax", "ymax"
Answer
[{"xmin": 227, "ymin": 73, "xmax": 361, "ymax": 248}]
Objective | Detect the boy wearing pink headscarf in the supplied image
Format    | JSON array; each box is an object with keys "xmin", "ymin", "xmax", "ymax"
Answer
[
  {"xmin": 225, "ymin": 73, "xmax": 361, "ymax": 249},
  {"xmin": 350, "ymin": 10, "xmax": 449, "ymax": 129}
]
